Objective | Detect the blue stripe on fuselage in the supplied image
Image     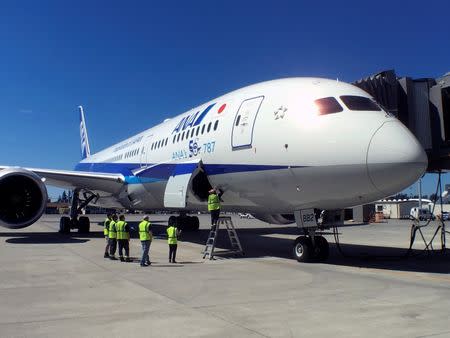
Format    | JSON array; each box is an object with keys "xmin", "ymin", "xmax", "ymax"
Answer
[{"xmin": 74, "ymin": 162, "xmax": 304, "ymax": 184}]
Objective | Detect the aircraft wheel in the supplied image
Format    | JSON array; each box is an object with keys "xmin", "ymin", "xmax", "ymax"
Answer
[
  {"xmin": 314, "ymin": 236, "xmax": 329, "ymax": 262},
  {"xmin": 59, "ymin": 216, "xmax": 71, "ymax": 234},
  {"xmin": 292, "ymin": 236, "xmax": 312, "ymax": 262},
  {"xmin": 78, "ymin": 216, "xmax": 90, "ymax": 233},
  {"xmin": 190, "ymin": 216, "xmax": 200, "ymax": 231},
  {"xmin": 168, "ymin": 216, "xmax": 177, "ymax": 226}
]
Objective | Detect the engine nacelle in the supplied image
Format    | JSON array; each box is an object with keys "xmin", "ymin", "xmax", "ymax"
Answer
[
  {"xmin": 253, "ymin": 213, "xmax": 295, "ymax": 225},
  {"xmin": 0, "ymin": 168, "xmax": 48, "ymax": 229}
]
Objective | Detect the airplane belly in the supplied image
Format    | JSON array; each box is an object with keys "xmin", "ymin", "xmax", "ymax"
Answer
[
  {"xmin": 200, "ymin": 165, "xmax": 380, "ymax": 213},
  {"xmin": 286, "ymin": 165, "xmax": 380, "ymax": 209}
]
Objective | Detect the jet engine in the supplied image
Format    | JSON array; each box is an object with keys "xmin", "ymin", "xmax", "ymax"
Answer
[
  {"xmin": 253, "ymin": 213, "xmax": 295, "ymax": 225},
  {"xmin": 0, "ymin": 168, "xmax": 48, "ymax": 229}
]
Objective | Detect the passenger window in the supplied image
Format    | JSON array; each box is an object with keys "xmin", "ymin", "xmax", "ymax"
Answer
[
  {"xmin": 181, "ymin": 131, "xmax": 185, "ymax": 141},
  {"xmin": 314, "ymin": 97, "xmax": 343, "ymax": 115},
  {"xmin": 196, "ymin": 126, "xmax": 200, "ymax": 136},
  {"xmin": 173, "ymin": 135, "xmax": 176, "ymax": 143},
  {"xmin": 201, "ymin": 124, "xmax": 206, "ymax": 134},
  {"xmin": 165, "ymin": 138, "xmax": 168, "ymax": 146},
  {"xmin": 177, "ymin": 133, "xmax": 181, "ymax": 142},
  {"xmin": 191, "ymin": 128, "xmax": 195, "ymax": 138},
  {"xmin": 207, "ymin": 122, "xmax": 211, "ymax": 133},
  {"xmin": 235, "ymin": 115, "xmax": 241, "ymax": 126},
  {"xmin": 214, "ymin": 120, "xmax": 219, "ymax": 131},
  {"xmin": 339, "ymin": 95, "xmax": 382, "ymax": 111}
]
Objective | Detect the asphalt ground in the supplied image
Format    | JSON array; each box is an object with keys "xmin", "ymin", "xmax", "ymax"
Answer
[{"xmin": 1, "ymin": 214, "xmax": 450, "ymax": 338}]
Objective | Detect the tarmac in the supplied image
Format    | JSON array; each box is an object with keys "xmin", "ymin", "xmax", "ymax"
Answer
[{"xmin": 1, "ymin": 214, "xmax": 450, "ymax": 338}]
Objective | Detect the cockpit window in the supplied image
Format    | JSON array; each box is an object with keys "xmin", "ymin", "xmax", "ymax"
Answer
[
  {"xmin": 314, "ymin": 97, "xmax": 343, "ymax": 115},
  {"xmin": 339, "ymin": 95, "xmax": 381, "ymax": 111}
]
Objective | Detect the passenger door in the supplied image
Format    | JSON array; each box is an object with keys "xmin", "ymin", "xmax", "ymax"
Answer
[
  {"xmin": 231, "ymin": 96, "xmax": 264, "ymax": 150},
  {"xmin": 139, "ymin": 135, "xmax": 154, "ymax": 168}
]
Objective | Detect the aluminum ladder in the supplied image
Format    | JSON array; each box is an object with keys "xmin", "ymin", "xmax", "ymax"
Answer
[{"xmin": 203, "ymin": 216, "xmax": 244, "ymax": 260}]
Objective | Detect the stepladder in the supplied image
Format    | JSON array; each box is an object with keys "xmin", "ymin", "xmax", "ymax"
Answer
[{"xmin": 203, "ymin": 216, "xmax": 244, "ymax": 260}]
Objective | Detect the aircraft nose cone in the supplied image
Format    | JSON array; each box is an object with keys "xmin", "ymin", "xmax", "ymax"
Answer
[{"xmin": 367, "ymin": 121, "xmax": 428, "ymax": 196}]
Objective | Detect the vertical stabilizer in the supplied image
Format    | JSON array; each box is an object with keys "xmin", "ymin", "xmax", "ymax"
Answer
[{"xmin": 79, "ymin": 106, "xmax": 91, "ymax": 159}]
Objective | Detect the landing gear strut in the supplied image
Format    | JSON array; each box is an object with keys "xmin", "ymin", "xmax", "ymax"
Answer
[
  {"xmin": 59, "ymin": 189, "xmax": 98, "ymax": 234},
  {"xmin": 169, "ymin": 213, "xmax": 200, "ymax": 231},
  {"xmin": 292, "ymin": 230, "xmax": 329, "ymax": 262}
]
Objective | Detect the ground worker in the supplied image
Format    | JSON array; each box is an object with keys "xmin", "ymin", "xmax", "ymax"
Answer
[
  {"xmin": 108, "ymin": 214, "xmax": 118, "ymax": 260},
  {"xmin": 103, "ymin": 213, "xmax": 112, "ymax": 258},
  {"xmin": 138, "ymin": 216, "xmax": 152, "ymax": 267},
  {"xmin": 116, "ymin": 215, "xmax": 131, "ymax": 262},
  {"xmin": 167, "ymin": 218, "xmax": 180, "ymax": 263},
  {"xmin": 208, "ymin": 187, "xmax": 222, "ymax": 229}
]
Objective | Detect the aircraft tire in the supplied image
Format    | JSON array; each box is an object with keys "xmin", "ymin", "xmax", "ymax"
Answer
[
  {"xmin": 190, "ymin": 216, "xmax": 200, "ymax": 231},
  {"xmin": 59, "ymin": 216, "xmax": 71, "ymax": 234},
  {"xmin": 292, "ymin": 236, "xmax": 312, "ymax": 262},
  {"xmin": 168, "ymin": 216, "xmax": 177, "ymax": 226},
  {"xmin": 78, "ymin": 216, "xmax": 90, "ymax": 233},
  {"xmin": 314, "ymin": 236, "xmax": 329, "ymax": 262}
]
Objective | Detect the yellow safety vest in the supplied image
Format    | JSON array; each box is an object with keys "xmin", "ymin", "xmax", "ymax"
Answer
[
  {"xmin": 108, "ymin": 221, "xmax": 117, "ymax": 239},
  {"xmin": 104, "ymin": 218, "xmax": 110, "ymax": 236},
  {"xmin": 116, "ymin": 221, "xmax": 129, "ymax": 240},
  {"xmin": 139, "ymin": 220, "xmax": 152, "ymax": 241},
  {"xmin": 208, "ymin": 193, "xmax": 220, "ymax": 211},
  {"xmin": 167, "ymin": 226, "xmax": 178, "ymax": 245}
]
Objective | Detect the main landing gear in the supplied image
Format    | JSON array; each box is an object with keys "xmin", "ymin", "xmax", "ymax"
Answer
[
  {"xmin": 292, "ymin": 230, "xmax": 329, "ymax": 263},
  {"xmin": 59, "ymin": 189, "xmax": 98, "ymax": 234},
  {"xmin": 168, "ymin": 213, "xmax": 200, "ymax": 231}
]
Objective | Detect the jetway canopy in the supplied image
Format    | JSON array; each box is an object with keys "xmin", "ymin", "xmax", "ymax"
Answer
[{"xmin": 353, "ymin": 70, "xmax": 450, "ymax": 171}]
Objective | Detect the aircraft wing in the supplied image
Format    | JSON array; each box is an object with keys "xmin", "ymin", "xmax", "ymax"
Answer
[{"xmin": 0, "ymin": 166, "xmax": 125, "ymax": 194}]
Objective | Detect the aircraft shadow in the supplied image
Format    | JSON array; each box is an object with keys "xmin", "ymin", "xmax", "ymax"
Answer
[
  {"xmin": 177, "ymin": 226, "xmax": 450, "ymax": 275},
  {"xmin": 0, "ymin": 232, "xmax": 90, "ymax": 244},
  {"xmin": 2, "ymin": 223, "xmax": 449, "ymax": 274}
]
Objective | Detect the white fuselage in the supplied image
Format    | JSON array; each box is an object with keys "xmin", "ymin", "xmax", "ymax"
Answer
[{"xmin": 75, "ymin": 78, "xmax": 428, "ymax": 214}]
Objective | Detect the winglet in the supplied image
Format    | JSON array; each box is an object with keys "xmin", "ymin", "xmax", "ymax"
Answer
[{"xmin": 79, "ymin": 106, "xmax": 91, "ymax": 159}]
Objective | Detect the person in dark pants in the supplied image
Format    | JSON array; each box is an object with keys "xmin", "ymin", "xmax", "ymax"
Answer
[
  {"xmin": 167, "ymin": 218, "xmax": 180, "ymax": 263},
  {"xmin": 208, "ymin": 187, "xmax": 222, "ymax": 229},
  {"xmin": 116, "ymin": 215, "xmax": 131, "ymax": 262},
  {"xmin": 108, "ymin": 214, "xmax": 118, "ymax": 260}
]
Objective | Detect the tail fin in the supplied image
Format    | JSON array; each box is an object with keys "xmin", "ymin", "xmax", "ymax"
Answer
[{"xmin": 79, "ymin": 106, "xmax": 91, "ymax": 159}]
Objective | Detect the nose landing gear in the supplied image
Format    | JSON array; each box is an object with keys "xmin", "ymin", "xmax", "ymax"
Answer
[{"xmin": 293, "ymin": 209, "xmax": 333, "ymax": 262}]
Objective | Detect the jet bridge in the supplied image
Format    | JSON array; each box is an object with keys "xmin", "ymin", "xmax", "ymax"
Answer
[{"xmin": 353, "ymin": 70, "xmax": 450, "ymax": 171}]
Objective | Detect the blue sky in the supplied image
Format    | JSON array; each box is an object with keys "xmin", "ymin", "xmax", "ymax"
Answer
[{"xmin": 0, "ymin": 0, "xmax": 449, "ymax": 199}]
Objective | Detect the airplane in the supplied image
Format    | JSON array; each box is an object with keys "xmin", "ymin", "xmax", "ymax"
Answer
[{"xmin": 0, "ymin": 77, "xmax": 428, "ymax": 262}]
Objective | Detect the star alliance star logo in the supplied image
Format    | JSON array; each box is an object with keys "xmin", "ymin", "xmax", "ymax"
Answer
[{"xmin": 274, "ymin": 106, "xmax": 288, "ymax": 120}]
